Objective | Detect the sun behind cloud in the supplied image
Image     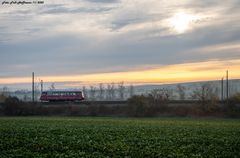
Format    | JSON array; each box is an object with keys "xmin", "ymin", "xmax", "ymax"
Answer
[{"xmin": 168, "ymin": 12, "xmax": 202, "ymax": 33}]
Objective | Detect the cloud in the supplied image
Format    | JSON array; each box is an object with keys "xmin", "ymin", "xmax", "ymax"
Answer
[
  {"xmin": 85, "ymin": 0, "xmax": 120, "ymax": 3},
  {"xmin": 0, "ymin": 0, "xmax": 240, "ymax": 84},
  {"xmin": 39, "ymin": 5, "xmax": 114, "ymax": 15}
]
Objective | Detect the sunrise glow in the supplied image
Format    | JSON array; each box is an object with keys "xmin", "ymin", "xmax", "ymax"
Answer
[{"xmin": 1, "ymin": 59, "xmax": 240, "ymax": 87}]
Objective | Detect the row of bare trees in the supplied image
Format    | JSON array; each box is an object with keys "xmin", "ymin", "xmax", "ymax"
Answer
[
  {"xmin": 150, "ymin": 83, "xmax": 220, "ymax": 102},
  {"xmin": 82, "ymin": 82, "xmax": 134, "ymax": 100},
  {"xmin": 191, "ymin": 83, "xmax": 219, "ymax": 101},
  {"xmin": 149, "ymin": 88, "xmax": 174, "ymax": 101}
]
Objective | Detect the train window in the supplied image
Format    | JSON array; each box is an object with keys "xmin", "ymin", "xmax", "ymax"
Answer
[
  {"xmin": 43, "ymin": 91, "xmax": 85, "ymax": 96},
  {"xmin": 53, "ymin": 92, "xmax": 59, "ymax": 96}
]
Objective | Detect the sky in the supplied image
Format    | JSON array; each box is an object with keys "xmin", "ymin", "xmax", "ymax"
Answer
[{"xmin": 0, "ymin": 0, "xmax": 240, "ymax": 89}]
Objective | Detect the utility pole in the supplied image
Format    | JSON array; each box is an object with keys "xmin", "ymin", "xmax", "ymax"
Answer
[
  {"xmin": 32, "ymin": 72, "xmax": 34, "ymax": 102},
  {"xmin": 221, "ymin": 77, "xmax": 224, "ymax": 101},
  {"xmin": 226, "ymin": 70, "xmax": 229, "ymax": 104},
  {"xmin": 41, "ymin": 80, "xmax": 43, "ymax": 94}
]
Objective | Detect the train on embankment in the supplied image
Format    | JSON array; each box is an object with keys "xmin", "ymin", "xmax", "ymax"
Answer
[{"xmin": 40, "ymin": 91, "xmax": 84, "ymax": 102}]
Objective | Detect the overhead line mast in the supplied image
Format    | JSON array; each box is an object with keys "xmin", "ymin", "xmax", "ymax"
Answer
[{"xmin": 32, "ymin": 72, "xmax": 34, "ymax": 102}]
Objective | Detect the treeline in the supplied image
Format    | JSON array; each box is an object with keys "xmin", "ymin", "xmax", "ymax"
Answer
[
  {"xmin": 0, "ymin": 96, "xmax": 128, "ymax": 116},
  {"xmin": 0, "ymin": 93, "xmax": 240, "ymax": 118},
  {"xmin": 127, "ymin": 94, "xmax": 240, "ymax": 117},
  {"xmin": 82, "ymin": 82, "xmax": 134, "ymax": 101},
  {"xmin": 0, "ymin": 82, "xmax": 135, "ymax": 101}
]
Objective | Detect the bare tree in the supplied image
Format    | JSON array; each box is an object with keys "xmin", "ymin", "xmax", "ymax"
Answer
[
  {"xmin": 191, "ymin": 83, "xmax": 219, "ymax": 101},
  {"xmin": 82, "ymin": 86, "xmax": 88, "ymax": 100},
  {"xmin": 23, "ymin": 94, "xmax": 28, "ymax": 102},
  {"xmin": 191, "ymin": 83, "xmax": 220, "ymax": 113},
  {"xmin": 0, "ymin": 86, "xmax": 9, "ymax": 102},
  {"xmin": 106, "ymin": 84, "xmax": 111, "ymax": 100},
  {"xmin": 34, "ymin": 84, "xmax": 40, "ymax": 101},
  {"xmin": 214, "ymin": 87, "xmax": 220, "ymax": 99},
  {"xmin": 110, "ymin": 82, "xmax": 115, "ymax": 100},
  {"xmin": 106, "ymin": 83, "xmax": 115, "ymax": 100},
  {"xmin": 1, "ymin": 86, "xmax": 10, "ymax": 96},
  {"xmin": 150, "ymin": 89, "xmax": 162, "ymax": 100},
  {"xmin": 176, "ymin": 84, "xmax": 186, "ymax": 100},
  {"xmin": 89, "ymin": 86, "xmax": 96, "ymax": 100},
  {"xmin": 49, "ymin": 83, "xmax": 55, "ymax": 91},
  {"xmin": 118, "ymin": 81, "xmax": 125, "ymax": 100},
  {"xmin": 165, "ymin": 88, "xmax": 174, "ymax": 100},
  {"xmin": 150, "ymin": 88, "xmax": 173, "ymax": 101},
  {"xmin": 98, "ymin": 83, "xmax": 104, "ymax": 100},
  {"xmin": 129, "ymin": 85, "xmax": 134, "ymax": 97}
]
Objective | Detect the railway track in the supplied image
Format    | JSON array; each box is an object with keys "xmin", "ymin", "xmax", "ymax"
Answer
[
  {"xmin": 34, "ymin": 100, "xmax": 226, "ymax": 106},
  {"xmin": 38, "ymin": 100, "xmax": 127, "ymax": 105}
]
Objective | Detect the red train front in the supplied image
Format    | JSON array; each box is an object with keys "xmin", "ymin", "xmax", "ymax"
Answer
[{"xmin": 40, "ymin": 91, "xmax": 84, "ymax": 102}]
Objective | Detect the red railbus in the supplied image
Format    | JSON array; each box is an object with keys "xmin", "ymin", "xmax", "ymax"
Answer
[{"xmin": 40, "ymin": 91, "xmax": 84, "ymax": 102}]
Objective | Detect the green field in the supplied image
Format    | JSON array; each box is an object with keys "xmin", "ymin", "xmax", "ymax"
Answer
[{"xmin": 0, "ymin": 117, "xmax": 240, "ymax": 157}]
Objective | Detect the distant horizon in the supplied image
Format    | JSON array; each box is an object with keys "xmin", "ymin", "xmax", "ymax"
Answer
[{"xmin": 2, "ymin": 77, "xmax": 239, "ymax": 91}]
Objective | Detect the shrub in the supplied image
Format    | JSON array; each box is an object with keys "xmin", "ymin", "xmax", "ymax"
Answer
[
  {"xmin": 228, "ymin": 93, "xmax": 240, "ymax": 104},
  {"xmin": 2, "ymin": 96, "xmax": 23, "ymax": 115},
  {"xmin": 127, "ymin": 95, "xmax": 167, "ymax": 117},
  {"xmin": 0, "ymin": 94, "xmax": 7, "ymax": 102},
  {"xmin": 2, "ymin": 96, "xmax": 39, "ymax": 116},
  {"xmin": 226, "ymin": 93, "xmax": 240, "ymax": 117},
  {"xmin": 127, "ymin": 95, "xmax": 148, "ymax": 117}
]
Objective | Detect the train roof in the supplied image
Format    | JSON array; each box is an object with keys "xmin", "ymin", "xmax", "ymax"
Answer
[{"xmin": 42, "ymin": 90, "xmax": 82, "ymax": 93}]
